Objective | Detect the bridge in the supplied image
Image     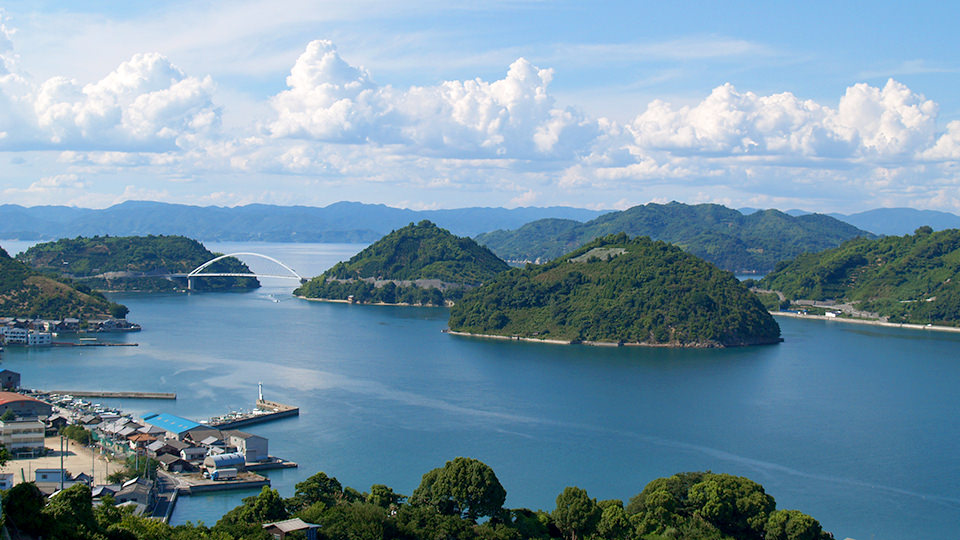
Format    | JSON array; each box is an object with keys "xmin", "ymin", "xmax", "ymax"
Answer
[{"xmin": 180, "ymin": 252, "xmax": 306, "ymax": 290}]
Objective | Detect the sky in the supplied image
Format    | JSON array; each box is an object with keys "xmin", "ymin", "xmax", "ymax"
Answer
[{"xmin": 1, "ymin": 1, "xmax": 960, "ymax": 213}]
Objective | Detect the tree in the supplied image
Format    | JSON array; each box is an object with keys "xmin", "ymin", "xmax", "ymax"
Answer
[
  {"xmin": 765, "ymin": 509, "xmax": 832, "ymax": 540},
  {"xmin": 595, "ymin": 500, "xmax": 632, "ymax": 540},
  {"xmin": 688, "ymin": 473, "xmax": 775, "ymax": 540},
  {"xmin": 286, "ymin": 471, "xmax": 343, "ymax": 512},
  {"xmin": 42, "ymin": 483, "xmax": 100, "ymax": 540},
  {"xmin": 551, "ymin": 486, "xmax": 601, "ymax": 540},
  {"xmin": 410, "ymin": 457, "xmax": 507, "ymax": 522},
  {"xmin": 3, "ymin": 482, "xmax": 48, "ymax": 537},
  {"xmin": 367, "ymin": 483, "xmax": 405, "ymax": 509}
]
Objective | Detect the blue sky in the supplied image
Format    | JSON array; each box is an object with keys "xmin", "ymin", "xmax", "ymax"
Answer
[{"xmin": 2, "ymin": 1, "xmax": 959, "ymax": 212}]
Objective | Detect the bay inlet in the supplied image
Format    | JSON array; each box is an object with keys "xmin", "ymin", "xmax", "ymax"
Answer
[{"xmin": 1, "ymin": 241, "xmax": 957, "ymax": 539}]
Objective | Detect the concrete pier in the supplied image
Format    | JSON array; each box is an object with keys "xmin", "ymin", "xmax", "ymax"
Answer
[{"xmin": 49, "ymin": 390, "xmax": 177, "ymax": 399}]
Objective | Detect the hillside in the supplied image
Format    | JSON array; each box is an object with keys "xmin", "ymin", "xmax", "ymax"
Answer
[
  {"xmin": 295, "ymin": 221, "xmax": 510, "ymax": 305},
  {"xmin": 759, "ymin": 227, "xmax": 960, "ymax": 326},
  {"xmin": 449, "ymin": 234, "xmax": 781, "ymax": 347},
  {"xmin": 476, "ymin": 202, "xmax": 873, "ymax": 273},
  {"xmin": 0, "ymin": 246, "xmax": 128, "ymax": 320},
  {"xmin": 18, "ymin": 236, "xmax": 259, "ymax": 292},
  {"xmin": 0, "ymin": 201, "xmax": 607, "ymax": 242}
]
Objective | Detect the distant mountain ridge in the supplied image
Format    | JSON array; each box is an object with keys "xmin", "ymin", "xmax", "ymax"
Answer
[
  {"xmin": 740, "ymin": 207, "xmax": 960, "ymax": 236},
  {"xmin": 476, "ymin": 202, "xmax": 874, "ymax": 274},
  {"xmin": 0, "ymin": 201, "xmax": 608, "ymax": 242}
]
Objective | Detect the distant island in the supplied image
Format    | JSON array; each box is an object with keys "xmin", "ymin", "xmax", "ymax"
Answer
[
  {"xmin": 449, "ymin": 234, "xmax": 782, "ymax": 347},
  {"xmin": 475, "ymin": 201, "xmax": 873, "ymax": 274},
  {"xmin": 0, "ymin": 245, "xmax": 129, "ymax": 321},
  {"xmin": 758, "ymin": 226, "xmax": 960, "ymax": 327},
  {"xmin": 295, "ymin": 221, "xmax": 509, "ymax": 306},
  {"xmin": 17, "ymin": 235, "xmax": 259, "ymax": 292}
]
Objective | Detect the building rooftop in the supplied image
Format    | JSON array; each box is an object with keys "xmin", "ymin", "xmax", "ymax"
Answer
[
  {"xmin": 0, "ymin": 391, "xmax": 44, "ymax": 406},
  {"xmin": 141, "ymin": 412, "xmax": 202, "ymax": 435}
]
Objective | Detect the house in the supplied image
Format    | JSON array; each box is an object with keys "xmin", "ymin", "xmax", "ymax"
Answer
[
  {"xmin": 73, "ymin": 472, "xmax": 94, "ymax": 485},
  {"xmin": 180, "ymin": 445, "xmax": 208, "ymax": 462},
  {"xmin": 91, "ymin": 485, "xmax": 117, "ymax": 499},
  {"xmin": 224, "ymin": 430, "xmax": 269, "ymax": 462},
  {"xmin": 35, "ymin": 468, "xmax": 70, "ymax": 484},
  {"xmin": 0, "ymin": 369, "xmax": 20, "ymax": 390},
  {"xmin": 127, "ymin": 432, "xmax": 158, "ymax": 450},
  {"xmin": 262, "ymin": 518, "xmax": 320, "ymax": 540},
  {"xmin": 146, "ymin": 439, "xmax": 178, "ymax": 458},
  {"xmin": 114, "ymin": 477, "xmax": 154, "ymax": 507},
  {"xmin": 26, "ymin": 331, "xmax": 53, "ymax": 346},
  {"xmin": 47, "ymin": 413, "xmax": 71, "ymax": 431},
  {"xmin": 0, "ymin": 473, "xmax": 13, "ymax": 491},
  {"xmin": 157, "ymin": 453, "xmax": 192, "ymax": 473}
]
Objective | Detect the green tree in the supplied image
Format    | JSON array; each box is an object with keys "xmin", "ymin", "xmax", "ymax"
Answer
[
  {"xmin": 595, "ymin": 500, "xmax": 632, "ymax": 540},
  {"xmin": 215, "ymin": 486, "xmax": 287, "ymax": 539},
  {"xmin": 551, "ymin": 486, "xmax": 601, "ymax": 540},
  {"xmin": 3, "ymin": 482, "xmax": 48, "ymax": 537},
  {"xmin": 286, "ymin": 471, "xmax": 344, "ymax": 512},
  {"xmin": 764, "ymin": 509, "xmax": 832, "ymax": 540},
  {"xmin": 410, "ymin": 456, "xmax": 507, "ymax": 522},
  {"xmin": 41, "ymin": 483, "xmax": 101, "ymax": 540},
  {"xmin": 367, "ymin": 483, "xmax": 405, "ymax": 509},
  {"xmin": 688, "ymin": 474, "xmax": 775, "ymax": 540}
]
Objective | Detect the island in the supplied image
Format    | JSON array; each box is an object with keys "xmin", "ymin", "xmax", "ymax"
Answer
[
  {"xmin": 0, "ymin": 245, "xmax": 129, "ymax": 322},
  {"xmin": 476, "ymin": 201, "xmax": 873, "ymax": 274},
  {"xmin": 17, "ymin": 235, "xmax": 259, "ymax": 292},
  {"xmin": 295, "ymin": 220, "xmax": 509, "ymax": 306},
  {"xmin": 448, "ymin": 234, "xmax": 782, "ymax": 347},
  {"xmin": 757, "ymin": 226, "xmax": 960, "ymax": 326}
]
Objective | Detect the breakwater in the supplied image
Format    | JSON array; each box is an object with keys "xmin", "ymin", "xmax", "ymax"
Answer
[
  {"xmin": 49, "ymin": 390, "xmax": 177, "ymax": 399},
  {"xmin": 207, "ymin": 399, "xmax": 299, "ymax": 429}
]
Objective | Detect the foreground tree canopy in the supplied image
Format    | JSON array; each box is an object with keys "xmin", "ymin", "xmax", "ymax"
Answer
[
  {"xmin": 1, "ymin": 460, "xmax": 832, "ymax": 540},
  {"xmin": 759, "ymin": 227, "xmax": 960, "ymax": 326},
  {"xmin": 296, "ymin": 220, "xmax": 509, "ymax": 306},
  {"xmin": 449, "ymin": 234, "xmax": 782, "ymax": 347}
]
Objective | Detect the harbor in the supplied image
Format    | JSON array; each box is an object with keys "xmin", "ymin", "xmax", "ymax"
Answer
[
  {"xmin": 48, "ymin": 390, "xmax": 177, "ymax": 400},
  {"xmin": 204, "ymin": 383, "xmax": 299, "ymax": 429}
]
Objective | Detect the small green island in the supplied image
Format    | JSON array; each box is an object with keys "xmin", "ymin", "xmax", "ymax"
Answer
[
  {"xmin": 0, "ymin": 245, "xmax": 129, "ymax": 320},
  {"xmin": 757, "ymin": 226, "xmax": 960, "ymax": 326},
  {"xmin": 449, "ymin": 234, "xmax": 781, "ymax": 347},
  {"xmin": 295, "ymin": 220, "xmax": 509, "ymax": 306},
  {"xmin": 17, "ymin": 235, "xmax": 259, "ymax": 292}
]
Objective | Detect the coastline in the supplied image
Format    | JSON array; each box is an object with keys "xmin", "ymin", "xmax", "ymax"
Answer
[
  {"xmin": 771, "ymin": 311, "xmax": 960, "ymax": 334},
  {"xmin": 441, "ymin": 329, "xmax": 750, "ymax": 348},
  {"xmin": 295, "ymin": 295, "xmax": 450, "ymax": 307}
]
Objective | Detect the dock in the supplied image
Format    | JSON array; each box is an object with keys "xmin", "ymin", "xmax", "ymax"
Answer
[
  {"xmin": 207, "ymin": 399, "xmax": 299, "ymax": 429},
  {"xmin": 48, "ymin": 390, "xmax": 177, "ymax": 400}
]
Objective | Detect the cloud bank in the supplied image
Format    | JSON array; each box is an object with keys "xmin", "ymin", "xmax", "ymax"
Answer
[{"xmin": 1, "ymin": 30, "xmax": 959, "ymax": 211}]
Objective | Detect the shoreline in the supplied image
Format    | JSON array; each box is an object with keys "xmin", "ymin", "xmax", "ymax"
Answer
[
  {"xmin": 441, "ymin": 329, "xmax": 762, "ymax": 348},
  {"xmin": 771, "ymin": 311, "xmax": 960, "ymax": 333},
  {"xmin": 295, "ymin": 295, "xmax": 450, "ymax": 307}
]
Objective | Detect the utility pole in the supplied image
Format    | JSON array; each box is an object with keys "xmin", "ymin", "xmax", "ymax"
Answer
[{"xmin": 60, "ymin": 435, "xmax": 65, "ymax": 491}]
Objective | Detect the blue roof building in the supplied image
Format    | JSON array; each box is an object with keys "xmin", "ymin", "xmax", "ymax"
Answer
[{"xmin": 141, "ymin": 413, "xmax": 204, "ymax": 439}]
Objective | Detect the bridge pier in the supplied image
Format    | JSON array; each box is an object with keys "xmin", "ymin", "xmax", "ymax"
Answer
[{"xmin": 187, "ymin": 277, "xmax": 193, "ymax": 291}]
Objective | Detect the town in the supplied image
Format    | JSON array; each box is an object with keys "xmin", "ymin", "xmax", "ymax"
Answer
[
  {"xmin": 0, "ymin": 370, "xmax": 295, "ymax": 522},
  {"xmin": 0, "ymin": 317, "xmax": 141, "ymax": 347}
]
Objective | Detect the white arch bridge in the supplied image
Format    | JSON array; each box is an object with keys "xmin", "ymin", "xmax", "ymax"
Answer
[{"xmin": 178, "ymin": 252, "xmax": 307, "ymax": 290}]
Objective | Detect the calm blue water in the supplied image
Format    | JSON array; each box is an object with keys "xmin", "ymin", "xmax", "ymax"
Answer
[{"xmin": 2, "ymin": 241, "xmax": 959, "ymax": 539}]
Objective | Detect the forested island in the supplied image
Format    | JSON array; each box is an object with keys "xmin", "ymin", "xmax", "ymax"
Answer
[
  {"xmin": 2, "ymin": 457, "xmax": 832, "ymax": 540},
  {"xmin": 295, "ymin": 221, "xmax": 509, "ymax": 306},
  {"xmin": 17, "ymin": 235, "xmax": 259, "ymax": 292},
  {"xmin": 0, "ymin": 246, "xmax": 128, "ymax": 320},
  {"xmin": 449, "ymin": 234, "xmax": 781, "ymax": 347},
  {"xmin": 758, "ymin": 226, "xmax": 960, "ymax": 326},
  {"xmin": 476, "ymin": 202, "xmax": 872, "ymax": 274}
]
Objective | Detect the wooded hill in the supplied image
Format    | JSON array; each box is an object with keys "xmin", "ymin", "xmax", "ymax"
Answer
[
  {"xmin": 17, "ymin": 235, "xmax": 259, "ymax": 292},
  {"xmin": 295, "ymin": 221, "xmax": 510, "ymax": 305},
  {"xmin": 759, "ymin": 226, "xmax": 960, "ymax": 326},
  {"xmin": 449, "ymin": 234, "xmax": 782, "ymax": 347},
  {"xmin": 0, "ymin": 246, "xmax": 128, "ymax": 320},
  {"xmin": 476, "ymin": 202, "xmax": 872, "ymax": 273}
]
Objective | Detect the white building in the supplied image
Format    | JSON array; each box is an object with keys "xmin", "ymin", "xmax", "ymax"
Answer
[{"xmin": 0, "ymin": 418, "xmax": 46, "ymax": 455}]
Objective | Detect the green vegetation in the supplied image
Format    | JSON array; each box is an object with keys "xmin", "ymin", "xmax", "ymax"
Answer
[
  {"xmin": 759, "ymin": 227, "xmax": 960, "ymax": 326},
  {"xmin": 17, "ymin": 235, "xmax": 259, "ymax": 292},
  {"xmin": 296, "ymin": 220, "xmax": 510, "ymax": 306},
  {"xmin": 1, "ymin": 460, "xmax": 832, "ymax": 540},
  {"xmin": 476, "ymin": 202, "xmax": 872, "ymax": 273},
  {"xmin": 449, "ymin": 234, "xmax": 781, "ymax": 347},
  {"xmin": 0, "ymin": 246, "xmax": 128, "ymax": 320}
]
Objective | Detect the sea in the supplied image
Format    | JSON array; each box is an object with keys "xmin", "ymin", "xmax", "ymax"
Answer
[{"xmin": 1, "ymin": 240, "xmax": 958, "ymax": 540}]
